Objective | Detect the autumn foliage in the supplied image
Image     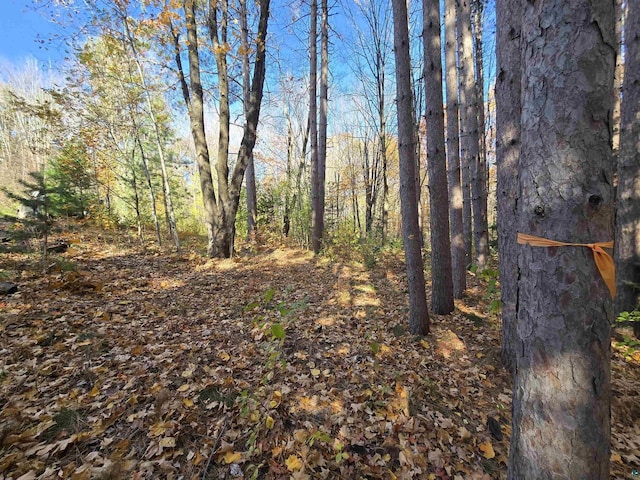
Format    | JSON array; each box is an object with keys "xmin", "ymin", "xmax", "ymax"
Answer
[{"xmin": 0, "ymin": 229, "xmax": 638, "ymax": 479}]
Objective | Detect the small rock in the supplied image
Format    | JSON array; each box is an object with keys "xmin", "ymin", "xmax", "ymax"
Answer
[
  {"xmin": 229, "ymin": 463, "xmax": 243, "ymax": 477},
  {"xmin": 0, "ymin": 282, "xmax": 17, "ymax": 295}
]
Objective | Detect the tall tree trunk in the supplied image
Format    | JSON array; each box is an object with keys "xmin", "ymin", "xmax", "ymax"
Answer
[
  {"xmin": 136, "ymin": 134, "xmax": 162, "ymax": 246},
  {"xmin": 283, "ymin": 111, "xmax": 294, "ymax": 237},
  {"xmin": 209, "ymin": 0, "xmax": 234, "ymax": 257},
  {"xmin": 495, "ymin": 0, "xmax": 521, "ymax": 372},
  {"xmin": 508, "ymin": 1, "xmax": 615, "ymax": 477},
  {"xmin": 473, "ymin": 0, "xmax": 489, "ymax": 255},
  {"xmin": 317, "ymin": 0, "xmax": 328, "ymax": 250},
  {"xmin": 309, "ymin": 0, "xmax": 320, "ymax": 254},
  {"xmin": 391, "ymin": 0, "xmax": 429, "ymax": 335},
  {"xmin": 615, "ymin": 0, "xmax": 640, "ymax": 314},
  {"xmin": 122, "ymin": 16, "xmax": 180, "ymax": 251},
  {"xmin": 130, "ymin": 154, "xmax": 143, "ymax": 244},
  {"xmin": 423, "ymin": 0, "xmax": 454, "ymax": 314},
  {"xmin": 444, "ymin": 0, "xmax": 466, "ymax": 298},
  {"xmin": 454, "ymin": 0, "xmax": 473, "ymax": 267},
  {"xmin": 173, "ymin": 0, "xmax": 218, "ymax": 256},
  {"xmin": 456, "ymin": 0, "xmax": 488, "ymax": 268},
  {"xmin": 207, "ymin": 0, "xmax": 270, "ymax": 257},
  {"xmin": 226, "ymin": 0, "xmax": 270, "ymax": 250},
  {"xmin": 240, "ymin": 0, "xmax": 258, "ymax": 243}
]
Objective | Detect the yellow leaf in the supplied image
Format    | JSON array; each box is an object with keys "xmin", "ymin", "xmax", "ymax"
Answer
[
  {"xmin": 219, "ymin": 351, "xmax": 231, "ymax": 361},
  {"xmin": 183, "ymin": 398, "xmax": 194, "ymax": 407},
  {"xmin": 160, "ymin": 437, "xmax": 176, "ymax": 448},
  {"xmin": 89, "ymin": 385, "xmax": 100, "ymax": 397},
  {"xmin": 285, "ymin": 454, "xmax": 303, "ymax": 471},
  {"xmin": 479, "ymin": 441, "xmax": 495, "ymax": 459},
  {"xmin": 420, "ymin": 339, "xmax": 430, "ymax": 349},
  {"xmin": 223, "ymin": 451, "xmax": 242, "ymax": 464},
  {"xmin": 150, "ymin": 421, "xmax": 169, "ymax": 437},
  {"xmin": 310, "ymin": 368, "xmax": 321, "ymax": 377},
  {"xmin": 177, "ymin": 383, "xmax": 190, "ymax": 392},
  {"xmin": 610, "ymin": 453, "xmax": 622, "ymax": 463},
  {"xmin": 266, "ymin": 415, "xmax": 274, "ymax": 429}
]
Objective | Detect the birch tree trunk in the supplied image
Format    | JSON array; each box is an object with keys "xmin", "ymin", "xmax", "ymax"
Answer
[
  {"xmin": 391, "ymin": 0, "xmax": 429, "ymax": 335},
  {"xmin": 495, "ymin": 0, "xmax": 521, "ymax": 372},
  {"xmin": 508, "ymin": 0, "xmax": 615, "ymax": 477},
  {"xmin": 614, "ymin": 0, "xmax": 640, "ymax": 314},
  {"xmin": 444, "ymin": 0, "xmax": 466, "ymax": 298},
  {"xmin": 423, "ymin": 0, "xmax": 454, "ymax": 315}
]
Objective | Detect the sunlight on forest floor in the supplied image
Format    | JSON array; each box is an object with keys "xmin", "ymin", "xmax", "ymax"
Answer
[{"xmin": 0, "ymin": 226, "xmax": 638, "ymax": 479}]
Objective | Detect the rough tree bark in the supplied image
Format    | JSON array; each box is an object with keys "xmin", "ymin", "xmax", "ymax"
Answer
[
  {"xmin": 472, "ymin": 0, "xmax": 487, "ymax": 223},
  {"xmin": 240, "ymin": 0, "xmax": 258, "ymax": 242},
  {"xmin": 209, "ymin": 0, "xmax": 234, "ymax": 256},
  {"xmin": 173, "ymin": 0, "xmax": 220, "ymax": 256},
  {"xmin": 423, "ymin": 0, "xmax": 454, "ymax": 314},
  {"xmin": 172, "ymin": 0, "xmax": 269, "ymax": 257},
  {"xmin": 456, "ymin": 0, "xmax": 488, "ymax": 267},
  {"xmin": 508, "ymin": 0, "xmax": 615, "ymax": 478},
  {"xmin": 495, "ymin": 0, "xmax": 521, "ymax": 372},
  {"xmin": 391, "ymin": 0, "xmax": 429, "ymax": 335},
  {"xmin": 444, "ymin": 0, "xmax": 466, "ymax": 298},
  {"xmin": 455, "ymin": 0, "xmax": 472, "ymax": 268},
  {"xmin": 614, "ymin": 0, "xmax": 640, "ymax": 315}
]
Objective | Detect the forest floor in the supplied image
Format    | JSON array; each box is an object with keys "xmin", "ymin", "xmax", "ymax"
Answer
[{"xmin": 0, "ymin": 225, "xmax": 639, "ymax": 480}]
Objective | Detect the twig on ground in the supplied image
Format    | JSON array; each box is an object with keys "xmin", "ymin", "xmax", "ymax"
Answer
[{"xmin": 201, "ymin": 416, "xmax": 229, "ymax": 480}]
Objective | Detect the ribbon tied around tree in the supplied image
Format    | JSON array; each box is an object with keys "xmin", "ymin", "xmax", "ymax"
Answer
[{"xmin": 517, "ymin": 233, "xmax": 616, "ymax": 298}]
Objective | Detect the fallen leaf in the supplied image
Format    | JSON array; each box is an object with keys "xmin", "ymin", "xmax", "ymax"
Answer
[
  {"xmin": 159, "ymin": 437, "xmax": 176, "ymax": 448},
  {"xmin": 265, "ymin": 415, "xmax": 274, "ymax": 429},
  {"xmin": 285, "ymin": 454, "xmax": 303, "ymax": 471},
  {"xmin": 223, "ymin": 451, "xmax": 242, "ymax": 464},
  {"xmin": 479, "ymin": 441, "xmax": 495, "ymax": 459}
]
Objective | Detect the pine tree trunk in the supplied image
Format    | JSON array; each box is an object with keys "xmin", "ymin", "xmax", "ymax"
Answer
[
  {"xmin": 614, "ymin": 0, "xmax": 640, "ymax": 314},
  {"xmin": 391, "ymin": 0, "xmax": 429, "ymax": 335},
  {"xmin": 444, "ymin": 0, "xmax": 466, "ymax": 298},
  {"xmin": 495, "ymin": 0, "xmax": 521, "ymax": 372},
  {"xmin": 456, "ymin": 0, "xmax": 487, "ymax": 268},
  {"xmin": 423, "ymin": 0, "xmax": 454, "ymax": 315},
  {"xmin": 455, "ymin": 3, "xmax": 473, "ymax": 269},
  {"xmin": 472, "ymin": 0, "xmax": 489, "ymax": 260},
  {"xmin": 508, "ymin": 1, "xmax": 615, "ymax": 477}
]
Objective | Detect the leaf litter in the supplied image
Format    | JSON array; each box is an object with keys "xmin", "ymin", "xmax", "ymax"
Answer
[{"xmin": 0, "ymin": 239, "xmax": 638, "ymax": 479}]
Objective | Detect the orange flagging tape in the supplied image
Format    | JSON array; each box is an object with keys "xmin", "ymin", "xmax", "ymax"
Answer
[{"xmin": 517, "ymin": 233, "xmax": 616, "ymax": 298}]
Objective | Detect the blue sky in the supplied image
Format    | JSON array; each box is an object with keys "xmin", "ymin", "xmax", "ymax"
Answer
[{"xmin": 0, "ymin": 0, "xmax": 67, "ymax": 66}]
